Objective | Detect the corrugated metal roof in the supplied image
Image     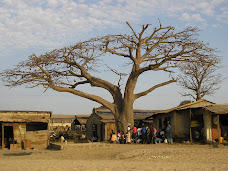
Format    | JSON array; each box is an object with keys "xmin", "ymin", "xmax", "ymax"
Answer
[
  {"xmin": 97, "ymin": 113, "xmax": 115, "ymax": 120},
  {"xmin": 134, "ymin": 114, "xmax": 149, "ymax": 120},
  {"xmin": 94, "ymin": 108, "xmax": 161, "ymax": 123},
  {"xmin": 75, "ymin": 115, "xmax": 91, "ymax": 118},
  {"xmin": 133, "ymin": 109, "xmax": 161, "ymax": 113},
  {"xmin": 96, "ymin": 113, "xmax": 150, "ymax": 122},
  {"xmin": 74, "ymin": 115, "xmax": 90, "ymax": 124},
  {"xmin": 145, "ymin": 99, "xmax": 215, "ymax": 119},
  {"xmin": 95, "ymin": 108, "xmax": 159, "ymax": 114},
  {"xmin": 0, "ymin": 111, "xmax": 51, "ymax": 123},
  {"xmin": 204, "ymin": 104, "xmax": 228, "ymax": 114},
  {"xmin": 0, "ymin": 110, "xmax": 52, "ymax": 114},
  {"xmin": 51, "ymin": 114, "xmax": 76, "ymax": 119},
  {"xmin": 157, "ymin": 99, "xmax": 214, "ymax": 114},
  {"xmin": 100, "ymin": 119, "xmax": 115, "ymax": 123},
  {"xmin": 77, "ymin": 118, "xmax": 88, "ymax": 125}
]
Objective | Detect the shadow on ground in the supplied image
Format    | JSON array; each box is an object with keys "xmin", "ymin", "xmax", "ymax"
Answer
[{"xmin": 3, "ymin": 152, "xmax": 33, "ymax": 156}]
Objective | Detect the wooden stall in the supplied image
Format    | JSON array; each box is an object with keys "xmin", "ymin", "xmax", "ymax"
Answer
[{"xmin": 0, "ymin": 111, "xmax": 51, "ymax": 150}]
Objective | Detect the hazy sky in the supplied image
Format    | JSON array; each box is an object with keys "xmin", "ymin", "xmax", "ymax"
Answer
[{"xmin": 0, "ymin": 0, "xmax": 227, "ymax": 115}]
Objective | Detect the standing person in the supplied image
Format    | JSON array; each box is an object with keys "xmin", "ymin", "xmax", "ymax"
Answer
[
  {"xmin": 121, "ymin": 131, "xmax": 125, "ymax": 144},
  {"xmin": 127, "ymin": 125, "xmax": 131, "ymax": 132},
  {"xmin": 127, "ymin": 130, "xmax": 131, "ymax": 144},
  {"xmin": 165, "ymin": 121, "xmax": 172, "ymax": 144},
  {"xmin": 109, "ymin": 130, "xmax": 114, "ymax": 142},
  {"xmin": 60, "ymin": 135, "xmax": 65, "ymax": 150},
  {"xmin": 132, "ymin": 126, "xmax": 137, "ymax": 143},
  {"xmin": 141, "ymin": 125, "xmax": 147, "ymax": 144},
  {"xmin": 126, "ymin": 125, "xmax": 131, "ymax": 144},
  {"xmin": 137, "ymin": 126, "xmax": 142, "ymax": 143},
  {"xmin": 149, "ymin": 125, "xmax": 157, "ymax": 144},
  {"xmin": 146, "ymin": 126, "xmax": 150, "ymax": 144},
  {"xmin": 126, "ymin": 125, "xmax": 130, "ymax": 144},
  {"xmin": 149, "ymin": 125, "xmax": 154, "ymax": 144},
  {"xmin": 117, "ymin": 130, "xmax": 121, "ymax": 144},
  {"xmin": 153, "ymin": 127, "xmax": 157, "ymax": 144}
]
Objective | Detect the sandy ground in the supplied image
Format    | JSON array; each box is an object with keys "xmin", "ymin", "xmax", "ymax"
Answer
[{"xmin": 0, "ymin": 142, "xmax": 228, "ymax": 171}]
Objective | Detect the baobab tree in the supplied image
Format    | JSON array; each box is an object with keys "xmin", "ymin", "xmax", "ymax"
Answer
[
  {"xmin": 178, "ymin": 56, "xmax": 222, "ymax": 101},
  {"xmin": 0, "ymin": 21, "xmax": 216, "ymax": 132}
]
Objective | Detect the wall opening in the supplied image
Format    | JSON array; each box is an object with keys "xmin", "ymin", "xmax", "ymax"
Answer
[
  {"xmin": 220, "ymin": 114, "xmax": 228, "ymax": 139},
  {"xmin": 92, "ymin": 124, "xmax": 98, "ymax": 141},
  {"xmin": 0, "ymin": 123, "xmax": 2, "ymax": 148},
  {"xmin": 159, "ymin": 119, "xmax": 162, "ymax": 130},
  {"xmin": 4, "ymin": 126, "xmax": 14, "ymax": 149},
  {"xmin": 26, "ymin": 123, "xmax": 48, "ymax": 131}
]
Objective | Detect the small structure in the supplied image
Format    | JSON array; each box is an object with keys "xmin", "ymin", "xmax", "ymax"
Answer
[
  {"xmin": 86, "ymin": 108, "xmax": 158, "ymax": 142},
  {"xmin": 73, "ymin": 115, "xmax": 90, "ymax": 134},
  {"xmin": 200, "ymin": 104, "xmax": 228, "ymax": 143},
  {"xmin": 49, "ymin": 114, "xmax": 76, "ymax": 131},
  {"xmin": 0, "ymin": 110, "xmax": 51, "ymax": 150},
  {"xmin": 146, "ymin": 99, "xmax": 228, "ymax": 143},
  {"xmin": 146, "ymin": 99, "xmax": 215, "ymax": 142}
]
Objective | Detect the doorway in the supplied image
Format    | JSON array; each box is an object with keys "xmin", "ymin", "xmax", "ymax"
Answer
[
  {"xmin": 92, "ymin": 124, "xmax": 98, "ymax": 142},
  {"xmin": 0, "ymin": 123, "xmax": 2, "ymax": 148},
  {"xmin": 4, "ymin": 126, "xmax": 14, "ymax": 149},
  {"xmin": 191, "ymin": 114, "xmax": 204, "ymax": 142}
]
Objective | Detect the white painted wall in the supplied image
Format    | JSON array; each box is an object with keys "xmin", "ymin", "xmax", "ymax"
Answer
[{"xmin": 204, "ymin": 114, "xmax": 212, "ymax": 141}]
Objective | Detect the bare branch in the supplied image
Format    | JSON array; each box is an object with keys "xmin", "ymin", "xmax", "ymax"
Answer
[
  {"xmin": 71, "ymin": 80, "xmax": 90, "ymax": 88},
  {"xmin": 126, "ymin": 21, "xmax": 139, "ymax": 40},
  {"xmin": 49, "ymin": 83, "xmax": 115, "ymax": 112},
  {"xmin": 177, "ymin": 55, "xmax": 222, "ymax": 100},
  {"xmin": 134, "ymin": 79, "xmax": 176, "ymax": 99},
  {"xmin": 105, "ymin": 64, "xmax": 127, "ymax": 88}
]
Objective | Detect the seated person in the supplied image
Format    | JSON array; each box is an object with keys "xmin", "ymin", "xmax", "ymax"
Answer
[
  {"xmin": 111, "ymin": 132, "xmax": 117, "ymax": 143},
  {"xmin": 155, "ymin": 131, "xmax": 164, "ymax": 144}
]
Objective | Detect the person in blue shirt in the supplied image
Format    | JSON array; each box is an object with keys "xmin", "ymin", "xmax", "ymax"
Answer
[{"xmin": 141, "ymin": 126, "xmax": 147, "ymax": 144}]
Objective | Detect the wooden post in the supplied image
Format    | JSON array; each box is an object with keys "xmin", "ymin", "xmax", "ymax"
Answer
[
  {"xmin": 2, "ymin": 125, "xmax": 4, "ymax": 149},
  {"xmin": 190, "ymin": 109, "xmax": 192, "ymax": 143},
  {"xmin": 217, "ymin": 115, "xmax": 221, "ymax": 144}
]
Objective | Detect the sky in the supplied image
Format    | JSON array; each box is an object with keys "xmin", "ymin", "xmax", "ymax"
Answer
[{"xmin": 0, "ymin": 0, "xmax": 227, "ymax": 115}]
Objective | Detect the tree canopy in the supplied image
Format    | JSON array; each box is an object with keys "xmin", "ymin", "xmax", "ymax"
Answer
[
  {"xmin": 179, "ymin": 100, "xmax": 193, "ymax": 106},
  {"xmin": 178, "ymin": 55, "xmax": 222, "ymax": 101},
  {"xmin": 0, "ymin": 21, "xmax": 217, "ymax": 132}
]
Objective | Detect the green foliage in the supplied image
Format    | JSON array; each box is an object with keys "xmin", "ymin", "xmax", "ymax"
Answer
[{"xmin": 179, "ymin": 100, "xmax": 193, "ymax": 106}]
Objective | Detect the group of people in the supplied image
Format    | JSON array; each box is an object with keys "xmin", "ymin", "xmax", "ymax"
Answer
[{"xmin": 110, "ymin": 122, "xmax": 172, "ymax": 144}]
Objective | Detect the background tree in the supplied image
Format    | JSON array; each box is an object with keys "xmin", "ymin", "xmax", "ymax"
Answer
[
  {"xmin": 179, "ymin": 100, "xmax": 193, "ymax": 106},
  {"xmin": 0, "ymin": 21, "xmax": 216, "ymax": 133},
  {"xmin": 177, "ymin": 56, "xmax": 222, "ymax": 101}
]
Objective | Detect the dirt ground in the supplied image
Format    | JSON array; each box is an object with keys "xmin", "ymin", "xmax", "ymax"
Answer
[{"xmin": 0, "ymin": 142, "xmax": 228, "ymax": 171}]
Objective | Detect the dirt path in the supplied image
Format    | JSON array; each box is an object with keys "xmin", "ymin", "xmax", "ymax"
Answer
[{"xmin": 0, "ymin": 143, "xmax": 227, "ymax": 171}]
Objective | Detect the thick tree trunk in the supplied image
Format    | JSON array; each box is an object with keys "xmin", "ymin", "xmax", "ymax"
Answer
[
  {"xmin": 114, "ymin": 71, "xmax": 138, "ymax": 133},
  {"xmin": 115, "ymin": 102, "xmax": 134, "ymax": 134}
]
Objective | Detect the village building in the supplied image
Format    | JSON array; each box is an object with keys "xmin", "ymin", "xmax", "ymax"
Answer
[
  {"xmin": 146, "ymin": 100, "xmax": 228, "ymax": 143},
  {"xmin": 50, "ymin": 114, "xmax": 90, "ymax": 134},
  {"xmin": 49, "ymin": 114, "xmax": 76, "ymax": 131},
  {"xmin": 74, "ymin": 115, "xmax": 90, "ymax": 134},
  {"xmin": 199, "ymin": 103, "xmax": 228, "ymax": 143},
  {"xmin": 86, "ymin": 108, "xmax": 158, "ymax": 142},
  {"xmin": 0, "ymin": 110, "xmax": 51, "ymax": 150}
]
